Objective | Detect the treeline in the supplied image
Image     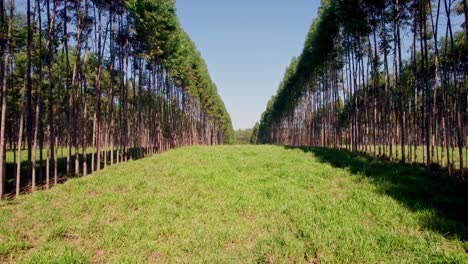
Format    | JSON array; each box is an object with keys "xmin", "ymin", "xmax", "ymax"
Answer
[
  {"xmin": 258, "ymin": 0, "xmax": 467, "ymax": 178},
  {"xmin": 0, "ymin": 0, "xmax": 234, "ymax": 198},
  {"xmin": 234, "ymin": 128, "xmax": 254, "ymax": 144}
]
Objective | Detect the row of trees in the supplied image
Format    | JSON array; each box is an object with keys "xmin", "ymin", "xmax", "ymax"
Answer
[
  {"xmin": 234, "ymin": 128, "xmax": 254, "ymax": 144},
  {"xmin": 250, "ymin": 122, "xmax": 259, "ymax": 145},
  {"xmin": 0, "ymin": 0, "xmax": 234, "ymax": 198},
  {"xmin": 258, "ymin": 0, "xmax": 467, "ymax": 178}
]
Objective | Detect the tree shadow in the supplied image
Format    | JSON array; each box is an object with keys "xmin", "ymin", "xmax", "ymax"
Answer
[
  {"xmin": 288, "ymin": 146, "xmax": 468, "ymax": 242},
  {"xmin": 4, "ymin": 147, "xmax": 153, "ymax": 196}
]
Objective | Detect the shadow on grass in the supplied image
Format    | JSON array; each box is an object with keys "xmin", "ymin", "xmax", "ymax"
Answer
[
  {"xmin": 4, "ymin": 147, "xmax": 151, "ymax": 196},
  {"xmin": 288, "ymin": 146, "xmax": 468, "ymax": 242}
]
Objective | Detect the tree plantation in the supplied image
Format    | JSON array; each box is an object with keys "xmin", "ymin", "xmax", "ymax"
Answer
[
  {"xmin": 0, "ymin": 0, "xmax": 234, "ymax": 198},
  {"xmin": 258, "ymin": 0, "xmax": 467, "ymax": 178}
]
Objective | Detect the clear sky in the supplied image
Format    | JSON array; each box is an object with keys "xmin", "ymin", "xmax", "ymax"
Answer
[{"xmin": 175, "ymin": 0, "xmax": 320, "ymax": 130}]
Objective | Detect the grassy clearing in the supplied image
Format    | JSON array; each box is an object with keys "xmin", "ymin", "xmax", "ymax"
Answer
[{"xmin": 0, "ymin": 145, "xmax": 467, "ymax": 263}]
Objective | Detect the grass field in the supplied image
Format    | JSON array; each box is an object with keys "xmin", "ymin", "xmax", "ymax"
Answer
[{"xmin": 0, "ymin": 145, "xmax": 467, "ymax": 263}]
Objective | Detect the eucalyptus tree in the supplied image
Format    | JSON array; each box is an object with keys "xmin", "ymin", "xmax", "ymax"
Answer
[
  {"xmin": 0, "ymin": 0, "xmax": 14, "ymax": 199},
  {"xmin": 250, "ymin": 122, "xmax": 259, "ymax": 144}
]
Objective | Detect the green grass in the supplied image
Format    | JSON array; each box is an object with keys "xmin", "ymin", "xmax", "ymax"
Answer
[{"xmin": 0, "ymin": 145, "xmax": 467, "ymax": 263}]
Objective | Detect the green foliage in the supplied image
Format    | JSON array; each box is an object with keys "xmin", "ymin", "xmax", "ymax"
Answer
[
  {"xmin": 258, "ymin": 0, "xmax": 342, "ymax": 140},
  {"xmin": 124, "ymin": 0, "xmax": 234, "ymax": 139},
  {"xmin": 125, "ymin": 0, "xmax": 177, "ymax": 57},
  {"xmin": 250, "ymin": 122, "xmax": 259, "ymax": 144},
  {"xmin": 1, "ymin": 146, "xmax": 467, "ymax": 262},
  {"xmin": 234, "ymin": 128, "xmax": 253, "ymax": 145}
]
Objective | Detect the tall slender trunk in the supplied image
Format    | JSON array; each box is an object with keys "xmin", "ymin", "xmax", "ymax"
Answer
[
  {"xmin": 46, "ymin": 0, "xmax": 57, "ymax": 187},
  {"xmin": 31, "ymin": 0, "xmax": 44, "ymax": 191},
  {"xmin": 63, "ymin": 0, "xmax": 72, "ymax": 178},
  {"xmin": 430, "ymin": 0, "xmax": 442, "ymax": 169},
  {"xmin": 0, "ymin": 0, "xmax": 13, "ymax": 199},
  {"xmin": 108, "ymin": 5, "xmax": 115, "ymax": 166},
  {"xmin": 395, "ymin": 0, "xmax": 406, "ymax": 163},
  {"xmin": 26, "ymin": 0, "xmax": 33, "ymax": 188},
  {"xmin": 72, "ymin": 0, "xmax": 82, "ymax": 176},
  {"xmin": 81, "ymin": 0, "xmax": 90, "ymax": 177},
  {"xmin": 15, "ymin": 71, "xmax": 27, "ymax": 196}
]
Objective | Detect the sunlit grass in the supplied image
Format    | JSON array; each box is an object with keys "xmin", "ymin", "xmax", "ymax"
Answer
[{"xmin": 0, "ymin": 145, "xmax": 467, "ymax": 263}]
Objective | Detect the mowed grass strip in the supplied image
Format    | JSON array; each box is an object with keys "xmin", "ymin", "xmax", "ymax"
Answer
[{"xmin": 0, "ymin": 145, "xmax": 467, "ymax": 263}]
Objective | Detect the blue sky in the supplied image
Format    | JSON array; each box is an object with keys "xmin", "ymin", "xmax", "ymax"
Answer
[{"xmin": 175, "ymin": 0, "xmax": 320, "ymax": 130}]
